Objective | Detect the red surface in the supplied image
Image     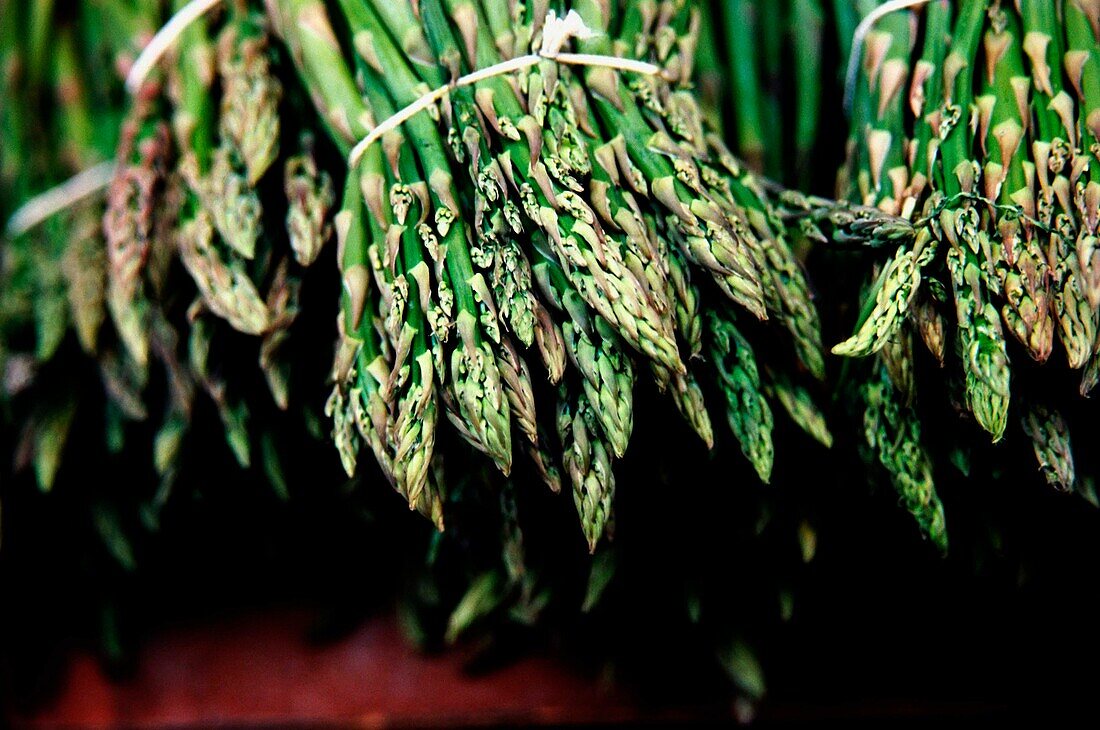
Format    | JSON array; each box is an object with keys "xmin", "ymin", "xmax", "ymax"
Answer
[{"xmin": 13, "ymin": 611, "xmax": 644, "ymax": 728}]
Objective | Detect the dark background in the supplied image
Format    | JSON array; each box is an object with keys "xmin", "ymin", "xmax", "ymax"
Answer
[{"xmin": 4, "ymin": 2, "xmax": 1100, "ymax": 725}]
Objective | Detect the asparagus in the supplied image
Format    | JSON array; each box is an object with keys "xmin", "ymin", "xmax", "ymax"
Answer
[
  {"xmin": 862, "ymin": 361, "xmax": 946, "ymax": 552},
  {"xmin": 835, "ymin": 0, "xmax": 1100, "ymax": 534},
  {"xmin": 708, "ymin": 308, "xmax": 775, "ymax": 482}
]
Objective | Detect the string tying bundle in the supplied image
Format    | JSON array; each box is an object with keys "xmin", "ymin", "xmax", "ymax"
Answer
[{"xmin": 347, "ymin": 10, "xmax": 662, "ymax": 168}]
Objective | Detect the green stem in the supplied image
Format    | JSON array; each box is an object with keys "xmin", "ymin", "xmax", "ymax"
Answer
[
  {"xmin": 940, "ymin": 0, "xmax": 988, "ymax": 198},
  {"xmin": 910, "ymin": 0, "xmax": 950, "ymax": 191},
  {"xmin": 174, "ymin": 0, "xmax": 215, "ymax": 174},
  {"xmin": 277, "ymin": 0, "xmax": 369, "ymax": 153},
  {"xmin": 722, "ymin": 0, "xmax": 765, "ymax": 171},
  {"xmin": 348, "ymin": 0, "xmax": 480, "ymax": 318},
  {"xmin": 791, "ymin": 0, "xmax": 824, "ymax": 189}
]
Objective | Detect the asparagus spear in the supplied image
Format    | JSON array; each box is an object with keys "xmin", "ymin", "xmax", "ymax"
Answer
[{"xmin": 353, "ymin": 0, "xmax": 515, "ymax": 471}]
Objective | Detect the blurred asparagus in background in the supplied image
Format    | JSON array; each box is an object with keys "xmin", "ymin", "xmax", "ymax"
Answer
[
  {"xmin": 694, "ymin": 0, "xmax": 829, "ymax": 190},
  {"xmin": 0, "ymin": 0, "xmax": 336, "ymax": 566}
]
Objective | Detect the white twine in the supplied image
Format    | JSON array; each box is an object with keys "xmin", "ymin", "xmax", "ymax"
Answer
[
  {"xmin": 6, "ymin": 5, "xmax": 653, "ymax": 238},
  {"xmin": 126, "ymin": 0, "xmax": 225, "ymax": 95},
  {"xmin": 4, "ymin": 0, "xmax": 223, "ymax": 240},
  {"xmin": 843, "ymin": 0, "xmax": 933, "ymax": 114},
  {"xmin": 347, "ymin": 9, "xmax": 661, "ymax": 169},
  {"xmin": 4, "ymin": 162, "xmax": 117, "ymax": 239}
]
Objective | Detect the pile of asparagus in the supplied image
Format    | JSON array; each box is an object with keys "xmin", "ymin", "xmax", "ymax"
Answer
[
  {"xmin": 11, "ymin": 0, "xmax": 1100, "ymax": 705},
  {"xmin": 834, "ymin": 0, "xmax": 1100, "ymax": 548},
  {"xmin": 272, "ymin": 0, "xmax": 831, "ymax": 549}
]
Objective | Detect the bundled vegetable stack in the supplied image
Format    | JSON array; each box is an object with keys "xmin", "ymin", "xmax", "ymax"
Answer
[
  {"xmin": 272, "ymin": 0, "xmax": 831, "ymax": 549},
  {"xmin": 0, "ymin": 0, "xmax": 345, "ymax": 559},
  {"xmin": 833, "ymin": 0, "xmax": 1100, "ymax": 549},
  {"xmin": 0, "ymin": 0, "xmax": 171, "ymax": 519}
]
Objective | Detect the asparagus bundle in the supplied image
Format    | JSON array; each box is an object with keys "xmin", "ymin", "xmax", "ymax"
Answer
[
  {"xmin": 259, "ymin": 0, "xmax": 831, "ymax": 550},
  {"xmin": 0, "ymin": 0, "xmax": 340, "ymax": 563},
  {"xmin": 832, "ymin": 0, "xmax": 1100, "ymax": 548},
  {"xmin": 1, "ymin": 1, "xmax": 163, "ymax": 503}
]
